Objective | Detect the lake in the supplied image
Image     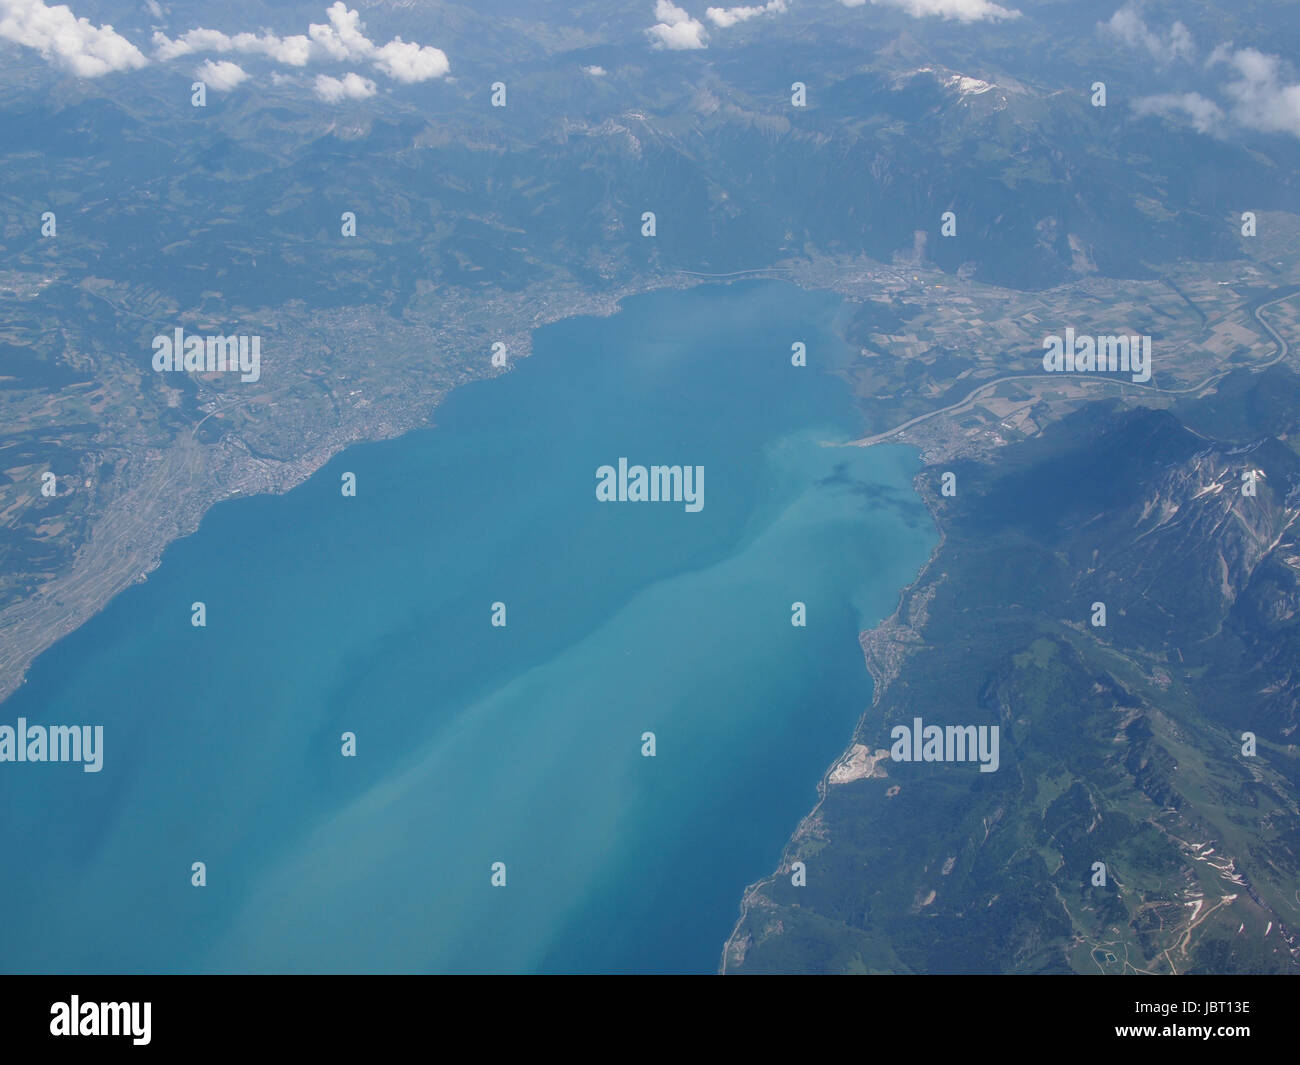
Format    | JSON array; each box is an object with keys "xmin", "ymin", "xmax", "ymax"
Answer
[{"xmin": 0, "ymin": 280, "xmax": 935, "ymax": 973}]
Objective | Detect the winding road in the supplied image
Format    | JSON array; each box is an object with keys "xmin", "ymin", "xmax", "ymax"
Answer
[{"xmin": 844, "ymin": 289, "xmax": 1298, "ymax": 448}]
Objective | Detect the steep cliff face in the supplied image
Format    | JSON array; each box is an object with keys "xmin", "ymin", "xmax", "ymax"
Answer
[
  {"xmin": 1086, "ymin": 435, "xmax": 1299, "ymax": 651},
  {"xmin": 1225, "ymin": 552, "xmax": 1300, "ymax": 735},
  {"xmin": 962, "ymin": 406, "xmax": 1300, "ymax": 643},
  {"xmin": 725, "ymin": 388, "xmax": 1300, "ymax": 975}
]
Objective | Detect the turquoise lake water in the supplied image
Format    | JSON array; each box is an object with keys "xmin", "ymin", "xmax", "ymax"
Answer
[{"xmin": 0, "ymin": 280, "xmax": 934, "ymax": 973}]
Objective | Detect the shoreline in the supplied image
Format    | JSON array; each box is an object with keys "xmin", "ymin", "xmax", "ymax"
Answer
[
  {"xmin": 718, "ymin": 286, "xmax": 1300, "ymax": 973},
  {"xmin": 718, "ymin": 468, "xmax": 947, "ymax": 973},
  {"xmin": 0, "ymin": 271, "xmax": 711, "ymax": 708}
]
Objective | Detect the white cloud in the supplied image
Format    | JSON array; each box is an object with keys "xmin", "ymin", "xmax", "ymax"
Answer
[
  {"xmin": 196, "ymin": 58, "xmax": 248, "ymax": 92},
  {"xmin": 0, "ymin": 0, "xmax": 148, "ymax": 77},
  {"xmin": 840, "ymin": 0, "xmax": 1019, "ymax": 21},
  {"xmin": 706, "ymin": 0, "xmax": 786, "ymax": 29},
  {"xmin": 1216, "ymin": 47, "xmax": 1300, "ymax": 138},
  {"xmin": 308, "ymin": 2, "xmax": 371, "ymax": 61},
  {"xmin": 582, "ymin": 64, "xmax": 607, "ymax": 76},
  {"xmin": 313, "ymin": 71, "xmax": 376, "ymax": 102},
  {"xmin": 1132, "ymin": 92, "xmax": 1223, "ymax": 133},
  {"xmin": 647, "ymin": 1, "xmax": 709, "ymax": 50},
  {"xmin": 1103, "ymin": 4, "xmax": 1194, "ymax": 65},
  {"xmin": 261, "ymin": 34, "xmax": 313, "ymax": 66},
  {"xmin": 1119, "ymin": 14, "xmax": 1300, "ymax": 141},
  {"xmin": 152, "ymin": 28, "xmax": 213, "ymax": 60},
  {"xmin": 153, "ymin": 3, "xmax": 450, "ymax": 87},
  {"xmin": 371, "ymin": 37, "xmax": 449, "ymax": 83},
  {"xmin": 154, "ymin": 29, "xmax": 313, "ymax": 66}
]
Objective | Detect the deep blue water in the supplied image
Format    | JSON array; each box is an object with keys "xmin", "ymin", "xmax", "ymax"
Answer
[{"xmin": 0, "ymin": 280, "xmax": 934, "ymax": 973}]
